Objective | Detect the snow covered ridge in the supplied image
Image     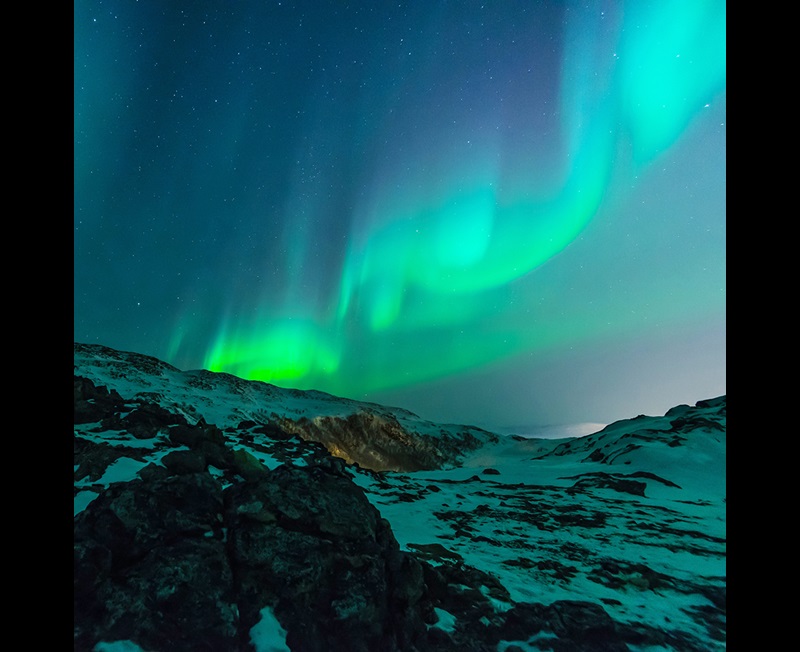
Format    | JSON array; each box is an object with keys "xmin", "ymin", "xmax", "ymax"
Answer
[
  {"xmin": 74, "ymin": 343, "xmax": 725, "ymax": 651},
  {"xmin": 74, "ymin": 342, "xmax": 498, "ymax": 471}
]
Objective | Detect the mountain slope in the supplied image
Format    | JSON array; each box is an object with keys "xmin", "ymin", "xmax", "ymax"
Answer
[
  {"xmin": 74, "ymin": 342, "xmax": 497, "ymax": 472},
  {"xmin": 74, "ymin": 343, "xmax": 725, "ymax": 652}
]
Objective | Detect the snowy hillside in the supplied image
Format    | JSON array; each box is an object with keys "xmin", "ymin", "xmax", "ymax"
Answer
[
  {"xmin": 349, "ymin": 398, "xmax": 725, "ymax": 649},
  {"xmin": 74, "ymin": 342, "xmax": 499, "ymax": 471},
  {"xmin": 74, "ymin": 343, "xmax": 725, "ymax": 652}
]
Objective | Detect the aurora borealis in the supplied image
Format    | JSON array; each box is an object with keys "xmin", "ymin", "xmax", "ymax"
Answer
[{"xmin": 74, "ymin": 1, "xmax": 726, "ymax": 428}]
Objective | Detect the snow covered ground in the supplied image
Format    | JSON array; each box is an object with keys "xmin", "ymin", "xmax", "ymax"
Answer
[
  {"xmin": 346, "ymin": 411, "xmax": 726, "ymax": 649},
  {"xmin": 75, "ymin": 343, "xmax": 725, "ymax": 651}
]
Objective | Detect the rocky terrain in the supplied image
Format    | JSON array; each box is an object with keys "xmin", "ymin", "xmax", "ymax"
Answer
[{"xmin": 74, "ymin": 343, "xmax": 726, "ymax": 651}]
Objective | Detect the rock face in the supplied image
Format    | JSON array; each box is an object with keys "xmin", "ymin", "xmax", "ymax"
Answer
[
  {"xmin": 74, "ymin": 463, "xmax": 430, "ymax": 651},
  {"xmin": 227, "ymin": 465, "xmax": 430, "ymax": 652},
  {"xmin": 277, "ymin": 411, "xmax": 459, "ymax": 472},
  {"xmin": 74, "ymin": 472, "xmax": 239, "ymax": 651}
]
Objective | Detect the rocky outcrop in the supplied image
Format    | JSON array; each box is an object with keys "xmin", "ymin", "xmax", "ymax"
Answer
[
  {"xmin": 73, "ymin": 342, "xmax": 495, "ymax": 472},
  {"xmin": 277, "ymin": 411, "xmax": 453, "ymax": 472},
  {"xmin": 74, "ymin": 374, "xmax": 126, "ymax": 424},
  {"xmin": 74, "ymin": 472, "xmax": 237, "ymax": 650},
  {"xmin": 74, "ymin": 463, "xmax": 433, "ymax": 652},
  {"xmin": 227, "ymin": 464, "xmax": 430, "ymax": 652}
]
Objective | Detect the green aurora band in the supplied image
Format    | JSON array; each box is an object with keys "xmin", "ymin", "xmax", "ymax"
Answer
[{"xmin": 193, "ymin": 0, "xmax": 726, "ymax": 397}]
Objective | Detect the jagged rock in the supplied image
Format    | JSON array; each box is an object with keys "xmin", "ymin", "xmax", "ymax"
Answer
[
  {"xmin": 567, "ymin": 472, "xmax": 647, "ymax": 497},
  {"xmin": 74, "ymin": 436, "xmax": 140, "ymax": 483},
  {"xmin": 545, "ymin": 600, "xmax": 624, "ymax": 648},
  {"xmin": 168, "ymin": 421, "xmax": 231, "ymax": 469},
  {"xmin": 499, "ymin": 602, "xmax": 548, "ymax": 641},
  {"xmin": 74, "ymin": 462, "xmax": 433, "ymax": 651},
  {"xmin": 278, "ymin": 411, "xmax": 451, "ymax": 472},
  {"xmin": 74, "ymin": 375, "xmax": 126, "ymax": 424},
  {"xmin": 74, "ymin": 473, "xmax": 232, "ymax": 651},
  {"xmin": 161, "ymin": 449, "xmax": 207, "ymax": 475},
  {"xmin": 230, "ymin": 448, "xmax": 271, "ymax": 481},
  {"xmin": 167, "ymin": 422, "xmax": 217, "ymax": 448},
  {"xmin": 119, "ymin": 402, "xmax": 188, "ymax": 439}
]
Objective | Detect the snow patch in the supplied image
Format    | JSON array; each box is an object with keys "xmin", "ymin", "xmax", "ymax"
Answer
[
  {"xmin": 93, "ymin": 641, "xmax": 148, "ymax": 652},
  {"xmin": 431, "ymin": 607, "xmax": 457, "ymax": 633},
  {"xmin": 250, "ymin": 605, "xmax": 291, "ymax": 652},
  {"xmin": 74, "ymin": 490, "xmax": 100, "ymax": 516}
]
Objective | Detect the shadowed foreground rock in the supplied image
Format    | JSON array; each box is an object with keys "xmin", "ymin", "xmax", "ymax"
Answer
[{"xmin": 74, "ymin": 462, "xmax": 431, "ymax": 652}]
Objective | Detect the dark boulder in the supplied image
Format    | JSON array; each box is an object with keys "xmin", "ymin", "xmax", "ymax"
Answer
[
  {"xmin": 119, "ymin": 402, "xmax": 187, "ymax": 439},
  {"xmin": 74, "ymin": 375, "xmax": 126, "ymax": 424},
  {"xmin": 74, "ymin": 473, "xmax": 232, "ymax": 651},
  {"xmin": 226, "ymin": 464, "xmax": 429, "ymax": 651},
  {"xmin": 74, "ymin": 462, "xmax": 432, "ymax": 652}
]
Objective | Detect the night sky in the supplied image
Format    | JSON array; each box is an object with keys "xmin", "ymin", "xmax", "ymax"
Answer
[{"xmin": 74, "ymin": 0, "xmax": 726, "ymax": 430}]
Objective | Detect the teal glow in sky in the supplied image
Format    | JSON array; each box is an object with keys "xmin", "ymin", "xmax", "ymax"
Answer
[{"xmin": 74, "ymin": 0, "xmax": 726, "ymax": 428}]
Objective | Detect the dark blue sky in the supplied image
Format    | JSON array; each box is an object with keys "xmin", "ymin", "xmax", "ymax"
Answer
[{"xmin": 74, "ymin": 0, "xmax": 726, "ymax": 429}]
